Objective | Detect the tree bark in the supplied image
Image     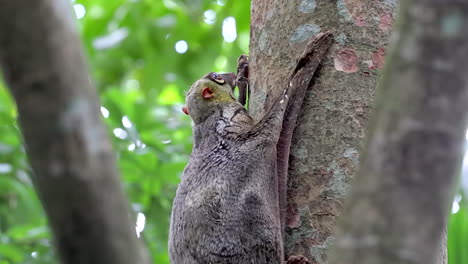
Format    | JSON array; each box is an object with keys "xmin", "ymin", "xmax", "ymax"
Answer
[
  {"xmin": 249, "ymin": 0, "xmax": 396, "ymax": 262},
  {"xmin": 328, "ymin": 0, "xmax": 468, "ymax": 263},
  {"xmin": 438, "ymin": 228, "xmax": 448, "ymax": 264},
  {"xmin": 0, "ymin": 1, "xmax": 149, "ymax": 263}
]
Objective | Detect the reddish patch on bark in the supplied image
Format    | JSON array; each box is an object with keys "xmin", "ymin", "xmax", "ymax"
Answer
[
  {"xmin": 334, "ymin": 48, "xmax": 359, "ymax": 73},
  {"xmin": 379, "ymin": 12, "xmax": 393, "ymax": 31},
  {"xmin": 287, "ymin": 203, "xmax": 300, "ymax": 228},
  {"xmin": 344, "ymin": 0, "xmax": 368, "ymax": 27},
  {"xmin": 370, "ymin": 47, "xmax": 385, "ymax": 70},
  {"xmin": 354, "ymin": 14, "xmax": 366, "ymax": 27}
]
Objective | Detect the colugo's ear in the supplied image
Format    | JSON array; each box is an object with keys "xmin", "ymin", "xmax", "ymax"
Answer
[{"xmin": 202, "ymin": 87, "xmax": 214, "ymax": 99}]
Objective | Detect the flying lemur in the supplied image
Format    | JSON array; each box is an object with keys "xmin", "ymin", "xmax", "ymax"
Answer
[{"xmin": 169, "ymin": 32, "xmax": 333, "ymax": 264}]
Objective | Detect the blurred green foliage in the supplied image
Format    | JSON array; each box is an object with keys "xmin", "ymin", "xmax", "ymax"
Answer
[
  {"xmin": 0, "ymin": 0, "xmax": 249, "ymax": 263},
  {"xmin": 449, "ymin": 189, "xmax": 468, "ymax": 264},
  {"xmin": 0, "ymin": 0, "xmax": 467, "ymax": 264}
]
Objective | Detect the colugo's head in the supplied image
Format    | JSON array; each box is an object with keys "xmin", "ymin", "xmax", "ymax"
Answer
[{"xmin": 183, "ymin": 72, "xmax": 237, "ymax": 124}]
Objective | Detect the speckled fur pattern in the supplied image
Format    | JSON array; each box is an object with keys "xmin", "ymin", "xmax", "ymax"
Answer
[{"xmin": 170, "ymin": 103, "xmax": 284, "ymax": 264}]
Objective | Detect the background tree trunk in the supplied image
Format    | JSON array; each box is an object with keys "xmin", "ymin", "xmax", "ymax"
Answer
[
  {"xmin": 439, "ymin": 229, "xmax": 448, "ymax": 264},
  {"xmin": 328, "ymin": 0, "xmax": 468, "ymax": 263},
  {"xmin": 0, "ymin": 0, "xmax": 149, "ymax": 263},
  {"xmin": 249, "ymin": 0, "xmax": 397, "ymax": 262}
]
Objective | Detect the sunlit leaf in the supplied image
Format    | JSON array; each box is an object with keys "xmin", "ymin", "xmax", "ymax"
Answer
[{"xmin": 159, "ymin": 84, "xmax": 183, "ymax": 105}]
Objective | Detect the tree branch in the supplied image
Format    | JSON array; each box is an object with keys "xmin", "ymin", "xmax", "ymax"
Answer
[
  {"xmin": 0, "ymin": 1, "xmax": 149, "ymax": 263},
  {"xmin": 329, "ymin": 1, "xmax": 468, "ymax": 263}
]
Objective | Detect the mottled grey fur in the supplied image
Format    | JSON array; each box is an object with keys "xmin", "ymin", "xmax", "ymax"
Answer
[
  {"xmin": 170, "ymin": 72, "xmax": 285, "ymax": 263},
  {"xmin": 169, "ymin": 33, "xmax": 333, "ymax": 264}
]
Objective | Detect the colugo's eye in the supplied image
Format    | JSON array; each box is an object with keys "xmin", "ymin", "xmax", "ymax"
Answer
[{"xmin": 211, "ymin": 72, "xmax": 225, "ymax": 84}]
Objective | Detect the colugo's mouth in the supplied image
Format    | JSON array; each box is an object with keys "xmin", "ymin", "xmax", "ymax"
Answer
[{"xmin": 182, "ymin": 106, "xmax": 189, "ymax": 115}]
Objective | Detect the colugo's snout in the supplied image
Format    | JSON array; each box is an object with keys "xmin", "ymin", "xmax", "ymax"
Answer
[
  {"xmin": 205, "ymin": 72, "xmax": 237, "ymax": 89},
  {"xmin": 220, "ymin": 72, "xmax": 237, "ymax": 88}
]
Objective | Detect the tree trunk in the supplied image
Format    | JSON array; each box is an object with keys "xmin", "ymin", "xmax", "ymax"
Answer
[
  {"xmin": 438, "ymin": 228, "xmax": 448, "ymax": 264},
  {"xmin": 249, "ymin": 0, "xmax": 396, "ymax": 262},
  {"xmin": 328, "ymin": 0, "xmax": 468, "ymax": 263},
  {"xmin": 0, "ymin": 1, "xmax": 149, "ymax": 263}
]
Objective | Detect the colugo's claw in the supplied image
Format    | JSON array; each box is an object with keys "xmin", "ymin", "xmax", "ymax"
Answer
[{"xmin": 237, "ymin": 54, "xmax": 249, "ymax": 69}]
